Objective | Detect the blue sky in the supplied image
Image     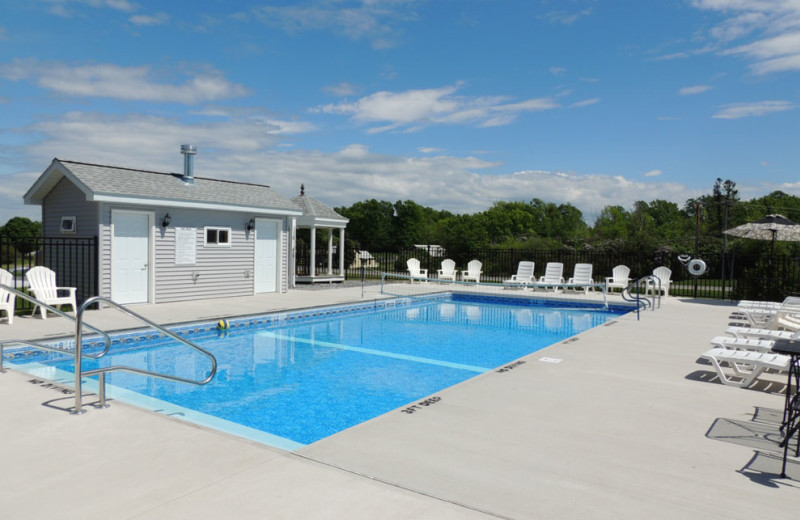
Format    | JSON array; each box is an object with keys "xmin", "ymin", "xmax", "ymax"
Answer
[{"xmin": 1, "ymin": 0, "xmax": 799, "ymax": 224}]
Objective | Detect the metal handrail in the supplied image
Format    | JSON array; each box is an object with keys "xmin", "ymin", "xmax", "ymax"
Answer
[
  {"xmin": 0, "ymin": 282, "xmax": 112, "ymax": 356},
  {"xmin": 621, "ymin": 275, "xmax": 662, "ymax": 320},
  {"xmin": 73, "ymin": 296, "xmax": 217, "ymax": 414}
]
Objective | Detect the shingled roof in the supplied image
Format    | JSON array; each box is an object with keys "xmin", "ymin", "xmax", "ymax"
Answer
[
  {"xmin": 291, "ymin": 184, "xmax": 348, "ymax": 227},
  {"xmin": 24, "ymin": 159, "xmax": 303, "ymax": 215}
]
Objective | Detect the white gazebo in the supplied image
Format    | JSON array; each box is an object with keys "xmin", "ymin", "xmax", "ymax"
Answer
[{"xmin": 292, "ymin": 185, "xmax": 349, "ymax": 284}]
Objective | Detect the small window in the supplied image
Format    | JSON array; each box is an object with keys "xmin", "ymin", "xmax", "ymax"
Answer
[
  {"xmin": 60, "ymin": 216, "xmax": 76, "ymax": 234},
  {"xmin": 204, "ymin": 227, "xmax": 231, "ymax": 246}
]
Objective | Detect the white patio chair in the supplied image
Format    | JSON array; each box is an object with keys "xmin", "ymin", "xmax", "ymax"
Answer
[
  {"xmin": 646, "ymin": 266, "xmax": 672, "ymax": 297},
  {"xmin": 437, "ymin": 259, "xmax": 457, "ymax": 283},
  {"xmin": 538, "ymin": 262, "xmax": 564, "ymax": 292},
  {"xmin": 605, "ymin": 265, "xmax": 631, "ymax": 293},
  {"xmin": 25, "ymin": 266, "xmax": 77, "ymax": 319},
  {"xmin": 701, "ymin": 347, "xmax": 790, "ymax": 388},
  {"xmin": 406, "ymin": 258, "xmax": 428, "ymax": 284},
  {"xmin": 461, "ymin": 260, "xmax": 482, "ymax": 283},
  {"xmin": 0, "ymin": 268, "xmax": 16, "ymax": 324},
  {"xmin": 567, "ymin": 263, "xmax": 594, "ymax": 294},
  {"xmin": 503, "ymin": 261, "xmax": 535, "ymax": 290}
]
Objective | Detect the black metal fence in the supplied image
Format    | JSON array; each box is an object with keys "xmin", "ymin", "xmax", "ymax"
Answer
[
  {"xmin": 313, "ymin": 245, "xmax": 800, "ymax": 302},
  {"xmin": 1, "ymin": 235, "xmax": 98, "ymax": 314}
]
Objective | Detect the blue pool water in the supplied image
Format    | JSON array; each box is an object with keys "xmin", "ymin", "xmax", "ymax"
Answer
[{"xmin": 12, "ymin": 295, "xmax": 628, "ymax": 448}]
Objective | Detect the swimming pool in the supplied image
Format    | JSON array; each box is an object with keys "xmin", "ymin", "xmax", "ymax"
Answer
[{"xmin": 8, "ymin": 294, "xmax": 629, "ymax": 449}]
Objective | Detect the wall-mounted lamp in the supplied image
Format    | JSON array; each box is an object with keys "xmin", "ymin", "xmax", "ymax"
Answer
[
  {"xmin": 246, "ymin": 217, "xmax": 256, "ymax": 232},
  {"xmin": 161, "ymin": 213, "xmax": 171, "ymax": 228}
]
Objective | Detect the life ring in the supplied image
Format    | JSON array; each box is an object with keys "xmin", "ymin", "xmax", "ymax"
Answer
[{"xmin": 687, "ymin": 259, "xmax": 707, "ymax": 276}]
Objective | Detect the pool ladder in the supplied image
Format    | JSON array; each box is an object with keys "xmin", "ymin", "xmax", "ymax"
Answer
[
  {"xmin": 0, "ymin": 285, "xmax": 217, "ymax": 415},
  {"xmin": 620, "ymin": 275, "xmax": 662, "ymax": 320}
]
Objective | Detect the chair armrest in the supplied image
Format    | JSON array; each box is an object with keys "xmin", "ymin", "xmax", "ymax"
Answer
[
  {"xmin": 57, "ymin": 287, "xmax": 77, "ymax": 297},
  {"xmin": 419, "ymin": 269, "xmax": 428, "ymax": 276}
]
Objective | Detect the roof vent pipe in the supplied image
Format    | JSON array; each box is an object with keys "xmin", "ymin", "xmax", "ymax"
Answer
[{"xmin": 180, "ymin": 144, "xmax": 197, "ymax": 184}]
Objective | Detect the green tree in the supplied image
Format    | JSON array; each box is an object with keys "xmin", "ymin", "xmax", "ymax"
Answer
[
  {"xmin": 593, "ymin": 206, "xmax": 630, "ymax": 240},
  {"xmin": 335, "ymin": 200, "xmax": 396, "ymax": 251},
  {"xmin": 393, "ymin": 200, "xmax": 430, "ymax": 249},
  {"xmin": 433, "ymin": 213, "xmax": 491, "ymax": 252},
  {"xmin": 2, "ymin": 217, "xmax": 42, "ymax": 256}
]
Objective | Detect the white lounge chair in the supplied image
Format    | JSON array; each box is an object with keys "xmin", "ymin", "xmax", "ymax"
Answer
[
  {"xmin": 710, "ymin": 336, "xmax": 776, "ymax": 353},
  {"xmin": 461, "ymin": 260, "xmax": 482, "ymax": 283},
  {"xmin": 726, "ymin": 321, "xmax": 800, "ymax": 339},
  {"xmin": 701, "ymin": 347, "xmax": 790, "ymax": 388},
  {"xmin": 737, "ymin": 296, "xmax": 800, "ymax": 310},
  {"xmin": 25, "ymin": 266, "xmax": 77, "ymax": 319},
  {"xmin": 503, "ymin": 261, "xmax": 535, "ymax": 290},
  {"xmin": 538, "ymin": 262, "xmax": 564, "ymax": 292},
  {"xmin": 437, "ymin": 259, "xmax": 457, "ymax": 283},
  {"xmin": 646, "ymin": 266, "xmax": 672, "ymax": 297},
  {"xmin": 731, "ymin": 307, "xmax": 800, "ymax": 329},
  {"xmin": 605, "ymin": 265, "xmax": 630, "ymax": 293},
  {"xmin": 0, "ymin": 268, "xmax": 16, "ymax": 324},
  {"xmin": 567, "ymin": 263, "xmax": 594, "ymax": 294}
]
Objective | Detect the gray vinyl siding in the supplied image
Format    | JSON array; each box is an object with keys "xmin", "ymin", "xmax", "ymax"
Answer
[
  {"xmin": 153, "ymin": 209, "xmax": 255, "ymax": 303},
  {"xmin": 99, "ymin": 205, "xmax": 292, "ymax": 304},
  {"xmin": 48, "ymin": 177, "xmax": 294, "ymax": 305},
  {"xmin": 42, "ymin": 178, "xmax": 98, "ymax": 237}
]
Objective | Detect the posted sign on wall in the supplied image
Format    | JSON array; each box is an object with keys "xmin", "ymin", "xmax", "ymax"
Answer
[{"xmin": 175, "ymin": 227, "xmax": 197, "ymax": 265}]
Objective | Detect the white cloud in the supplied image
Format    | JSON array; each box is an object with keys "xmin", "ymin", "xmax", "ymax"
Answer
[
  {"xmin": 311, "ymin": 84, "xmax": 559, "ymax": 132},
  {"xmin": 129, "ymin": 13, "xmax": 169, "ymax": 26},
  {"xmin": 691, "ymin": 0, "xmax": 800, "ymax": 73},
  {"xmin": 643, "ymin": 170, "xmax": 662, "ymax": 177},
  {"xmin": 324, "ymin": 82, "xmax": 360, "ymax": 97},
  {"xmin": 654, "ymin": 52, "xmax": 691, "ymax": 61},
  {"xmin": 569, "ymin": 98, "xmax": 600, "ymax": 108},
  {"xmin": 542, "ymin": 8, "xmax": 593, "ymax": 25},
  {"xmin": 0, "ymin": 170, "xmax": 42, "ymax": 224},
  {"xmin": 1, "ymin": 109, "xmax": 711, "ymax": 226},
  {"xmin": 712, "ymin": 100, "xmax": 796, "ymax": 119},
  {"xmin": 418, "ymin": 147, "xmax": 442, "ymax": 153},
  {"xmin": 23, "ymin": 112, "xmax": 310, "ymax": 170},
  {"xmin": 550, "ymin": 66, "xmax": 566, "ymax": 76},
  {"xmin": 250, "ymin": 2, "xmax": 417, "ymax": 48},
  {"xmin": 0, "ymin": 60, "xmax": 249, "ymax": 103},
  {"xmin": 679, "ymin": 85, "xmax": 713, "ymax": 95},
  {"xmin": 43, "ymin": 0, "xmax": 138, "ymax": 17}
]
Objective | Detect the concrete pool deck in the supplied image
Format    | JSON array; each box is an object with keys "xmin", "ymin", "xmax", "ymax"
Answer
[{"xmin": 1, "ymin": 286, "xmax": 799, "ymax": 518}]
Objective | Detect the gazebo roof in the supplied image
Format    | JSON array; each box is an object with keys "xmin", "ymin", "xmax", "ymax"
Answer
[{"xmin": 291, "ymin": 184, "xmax": 349, "ymax": 228}]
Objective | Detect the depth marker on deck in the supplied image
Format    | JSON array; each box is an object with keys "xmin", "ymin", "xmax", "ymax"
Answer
[{"xmin": 539, "ymin": 357, "xmax": 563, "ymax": 363}]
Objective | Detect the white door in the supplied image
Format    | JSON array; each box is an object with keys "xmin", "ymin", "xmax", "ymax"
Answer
[
  {"xmin": 255, "ymin": 219, "xmax": 278, "ymax": 293},
  {"xmin": 112, "ymin": 211, "xmax": 150, "ymax": 304}
]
